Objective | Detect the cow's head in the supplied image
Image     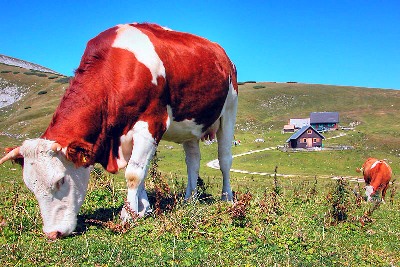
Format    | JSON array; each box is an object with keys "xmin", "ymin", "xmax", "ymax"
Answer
[
  {"xmin": 365, "ymin": 185, "xmax": 374, "ymax": 201},
  {"xmin": 0, "ymin": 139, "xmax": 91, "ymax": 239}
]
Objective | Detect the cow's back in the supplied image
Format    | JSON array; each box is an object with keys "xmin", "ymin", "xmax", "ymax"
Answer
[
  {"xmin": 136, "ymin": 23, "xmax": 237, "ymax": 125},
  {"xmin": 363, "ymin": 158, "xmax": 392, "ymax": 185}
]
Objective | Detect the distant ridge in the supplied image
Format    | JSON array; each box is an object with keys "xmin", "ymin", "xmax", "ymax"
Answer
[{"xmin": 0, "ymin": 54, "xmax": 60, "ymax": 75}]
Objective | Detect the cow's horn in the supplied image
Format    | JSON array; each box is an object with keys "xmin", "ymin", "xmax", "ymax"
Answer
[
  {"xmin": 0, "ymin": 147, "xmax": 21, "ymax": 164},
  {"xmin": 51, "ymin": 143, "xmax": 63, "ymax": 152}
]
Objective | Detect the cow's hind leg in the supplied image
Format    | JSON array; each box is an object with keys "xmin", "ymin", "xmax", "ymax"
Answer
[
  {"xmin": 381, "ymin": 183, "xmax": 389, "ymax": 203},
  {"xmin": 216, "ymin": 100, "xmax": 238, "ymax": 201},
  {"xmin": 121, "ymin": 121, "xmax": 157, "ymax": 221},
  {"xmin": 183, "ymin": 139, "xmax": 200, "ymax": 200}
]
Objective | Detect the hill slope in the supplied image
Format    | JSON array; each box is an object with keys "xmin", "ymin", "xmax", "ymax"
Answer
[
  {"xmin": 0, "ymin": 54, "xmax": 60, "ymax": 74},
  {"xmin": 0, "ymin": 63, "xmax": 69, "ymax": 145},
  {"xmin": 1, "ymin": 63, "xmax": 400, "ymax": 158}
]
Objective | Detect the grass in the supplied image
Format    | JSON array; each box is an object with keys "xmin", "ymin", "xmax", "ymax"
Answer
[
  {"xmin": 1, "ymin": 65, "xmax": 400, "ymax": 265},
  {"xmin": 0, "ymin": 159, "xmax": 399, "ymax": 266}
]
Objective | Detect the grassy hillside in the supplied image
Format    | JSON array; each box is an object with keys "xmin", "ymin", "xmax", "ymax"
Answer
[
  {"xmin": 0, "ymin": 64, "xmax": 399, "ymax": 266},
  {"xmin": 0, "ymin": 63, "xmax": 69, "ymax": 146}
]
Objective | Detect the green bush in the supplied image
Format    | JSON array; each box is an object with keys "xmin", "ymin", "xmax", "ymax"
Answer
[
  {"xmin": 55, "ymin": 77, "xmax": 71, "ymax": 84},
  {"xmin": 23, "ymin": 72, "xmax": 35, "ymax": 75},
  {"xmin": 23, "ymin": 71, "xmax": 48, "ymax": 78}
]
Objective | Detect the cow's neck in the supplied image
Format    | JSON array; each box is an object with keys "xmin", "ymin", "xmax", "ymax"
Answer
[{"xmin": 41, "ymin": 83, "xmax": 121, "ymax": 173}]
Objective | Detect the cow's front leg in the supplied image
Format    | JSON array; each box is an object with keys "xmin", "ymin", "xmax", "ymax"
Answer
[{"xmin": 121, "ymin": 122, "xmax": 157, "ymax": 221}]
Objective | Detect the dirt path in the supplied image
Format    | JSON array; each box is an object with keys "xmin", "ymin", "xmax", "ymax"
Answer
[{"xmin": 206, "ymin": 132, "xmax": 364, "ymax": 182}]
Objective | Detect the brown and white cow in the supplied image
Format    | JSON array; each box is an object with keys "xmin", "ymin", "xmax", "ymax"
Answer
[
  {"xmin": 0, "ymin": 23, "xmax": 238, "ymax": 239},
  {"xmin": 356, "ymin": 157, "xmax": 392, "ymax": 202}
]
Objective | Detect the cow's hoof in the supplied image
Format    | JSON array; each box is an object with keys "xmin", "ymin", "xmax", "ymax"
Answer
[
  {"xmin": 120, "ymin": 204, "xmax": 138, "ymax": 222},
  {"xmin": 221, "ymin": 192, "xmax": 233, "ymax": 202}
]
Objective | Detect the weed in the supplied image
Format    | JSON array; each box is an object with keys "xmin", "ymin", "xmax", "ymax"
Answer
[
  {"xmin": 389, "ymin": 179, "xmax": 397, "ymax": 205},
  {"xmin": 273, "ymin": 166, "xmax": 282, "ymax": 196},
  {"xmin": 229, "ymin": 191, "xmax": 252, "ymax": 227},
  {"xmin": 352, "ymin": 182, "xmax": 364, "ymax": 208},
  {"xmin": 326, "ymin": 178, "xmax": 351, "ymax": 224},
  {"xmin": 259, "ymin": 190, "xmax": 283, "ymax": 224},
  {"xmin": 148, "ymin": 153, "xmax": 178, "ymax": 215}
]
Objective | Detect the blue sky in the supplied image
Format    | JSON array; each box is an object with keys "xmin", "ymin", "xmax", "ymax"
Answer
[{"xmin": 1, "ymin": 0, "xmax": 399, "ymax": 89}]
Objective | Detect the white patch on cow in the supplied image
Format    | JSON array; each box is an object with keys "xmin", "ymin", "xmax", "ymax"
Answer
[
  {"xmin": 112, "ymin": 24, "xmax": 166, "ymax": 85},
  {"xmin": 161, "ymin": 26, "xmax": 174, "ymax": 31},
  {"xmin": 370, "ymin": 160, "xmax": 380, "ymax": 170},
  {"xmin": 117, "ymin": 130, "xmax": 134, "ymax": 169},
  {"xmin": 162, "ymin": 105, "xmax": 204, "ymax": 143},
  {"xmin": 19, "ymin": 139, "xmax": 90, "ymax": 237}
]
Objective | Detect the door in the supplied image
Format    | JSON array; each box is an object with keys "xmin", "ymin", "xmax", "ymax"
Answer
[{"xmin": 306, "ymin": 138, "xmax": 313, "ymax": 148}]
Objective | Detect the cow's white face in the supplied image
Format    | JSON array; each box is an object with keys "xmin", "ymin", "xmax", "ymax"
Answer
[
  {"xmin": 19, "ymin": 139, "xmax": 90, "ymax": 239},
  {"xmin": 365, "ymin": 185, "xmax": 374, "ymax": 201}
]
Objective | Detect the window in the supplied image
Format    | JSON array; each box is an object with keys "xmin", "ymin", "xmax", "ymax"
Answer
[
  {"xmin": 307, "ymin": 130, "xmax": 312, "ymax": 134},
  {"xmin": 302, "ymin": 138, "xmax": 307, "ymax": 143}
]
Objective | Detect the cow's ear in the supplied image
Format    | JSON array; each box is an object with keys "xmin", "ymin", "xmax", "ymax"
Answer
[
  {"xmin": 3, "ymin": 147, "xmax": 24, "ymax": 167},
  {"xmin": 66, "ymin": 142, "xmax": 94, "ymax": 167}
]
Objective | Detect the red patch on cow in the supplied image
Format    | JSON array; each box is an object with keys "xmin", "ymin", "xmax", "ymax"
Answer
[{"xmin": 42, "ymin": 23, "xmax": 237, "ymax": 171}]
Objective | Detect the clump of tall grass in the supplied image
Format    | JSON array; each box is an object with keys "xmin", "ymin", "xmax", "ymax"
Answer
[
  {"xmin": 326, "ymin": 178, "xmax": 352, "ymax": 224},
  {"xmin": 389, "ymin": 179, "xmax": 397, "ymax": 205}
]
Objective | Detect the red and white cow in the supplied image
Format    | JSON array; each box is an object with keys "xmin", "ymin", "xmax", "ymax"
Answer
[
  {"xmin": 356, "ymin": 157, "xmax": 392, "ymax": 202},
  {"xmin": 0, "ymin": 23, "xmax": 238, "ymax": 239}
]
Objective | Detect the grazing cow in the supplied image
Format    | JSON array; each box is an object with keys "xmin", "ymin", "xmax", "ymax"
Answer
[
  {"xmin": 0, "ymin": 23, "xmax": 238, "ymax": 239},
  {"xmin": 356, "ymin": 158, "xmax": 392, "ymax": 201}
]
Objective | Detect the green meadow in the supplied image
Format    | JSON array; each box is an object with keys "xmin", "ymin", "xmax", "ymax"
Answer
[{"xmin": 0, "ymin": 64, "xmax": 399, "ymax": 266}]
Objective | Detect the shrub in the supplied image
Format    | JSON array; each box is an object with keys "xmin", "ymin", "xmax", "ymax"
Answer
[
  {"xmin": 1, "ymin": 70, "xmax": 11, "ymax": 73},
  {"xmin": 253, "ymin": 85, "xmax": 266, "ymax": 89},
  {"xmin": 326, "ymin": 178, "xmax": 351, "ymax": 223},
  {"xmin": 23, "ymin": 71, "xmax": 37, "ymax": 76},
  {"xmin": 55, "ymin": 77, "xmax": 71, "ymax": 84},
  {"xmin": 37, "ymin": 90, "xmax": 47, "ymax": 95}
]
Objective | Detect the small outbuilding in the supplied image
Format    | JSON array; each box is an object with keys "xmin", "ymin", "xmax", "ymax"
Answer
[
  {"xmin": 286, "ymin": 125, "xmax": 325, "ymax": 149},
  {"xmin": 282, "ymin": 124, "xmax": 295, "ymax": 133},
  {"xmin": 289, "ymin": 118, "xmax": 310, "ymax": 129}
]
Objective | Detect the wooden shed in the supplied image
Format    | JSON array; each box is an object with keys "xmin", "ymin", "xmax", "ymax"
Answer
[{"xmin": 286, "ymin": 125, "xmax": 325, "ymax": 149}]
